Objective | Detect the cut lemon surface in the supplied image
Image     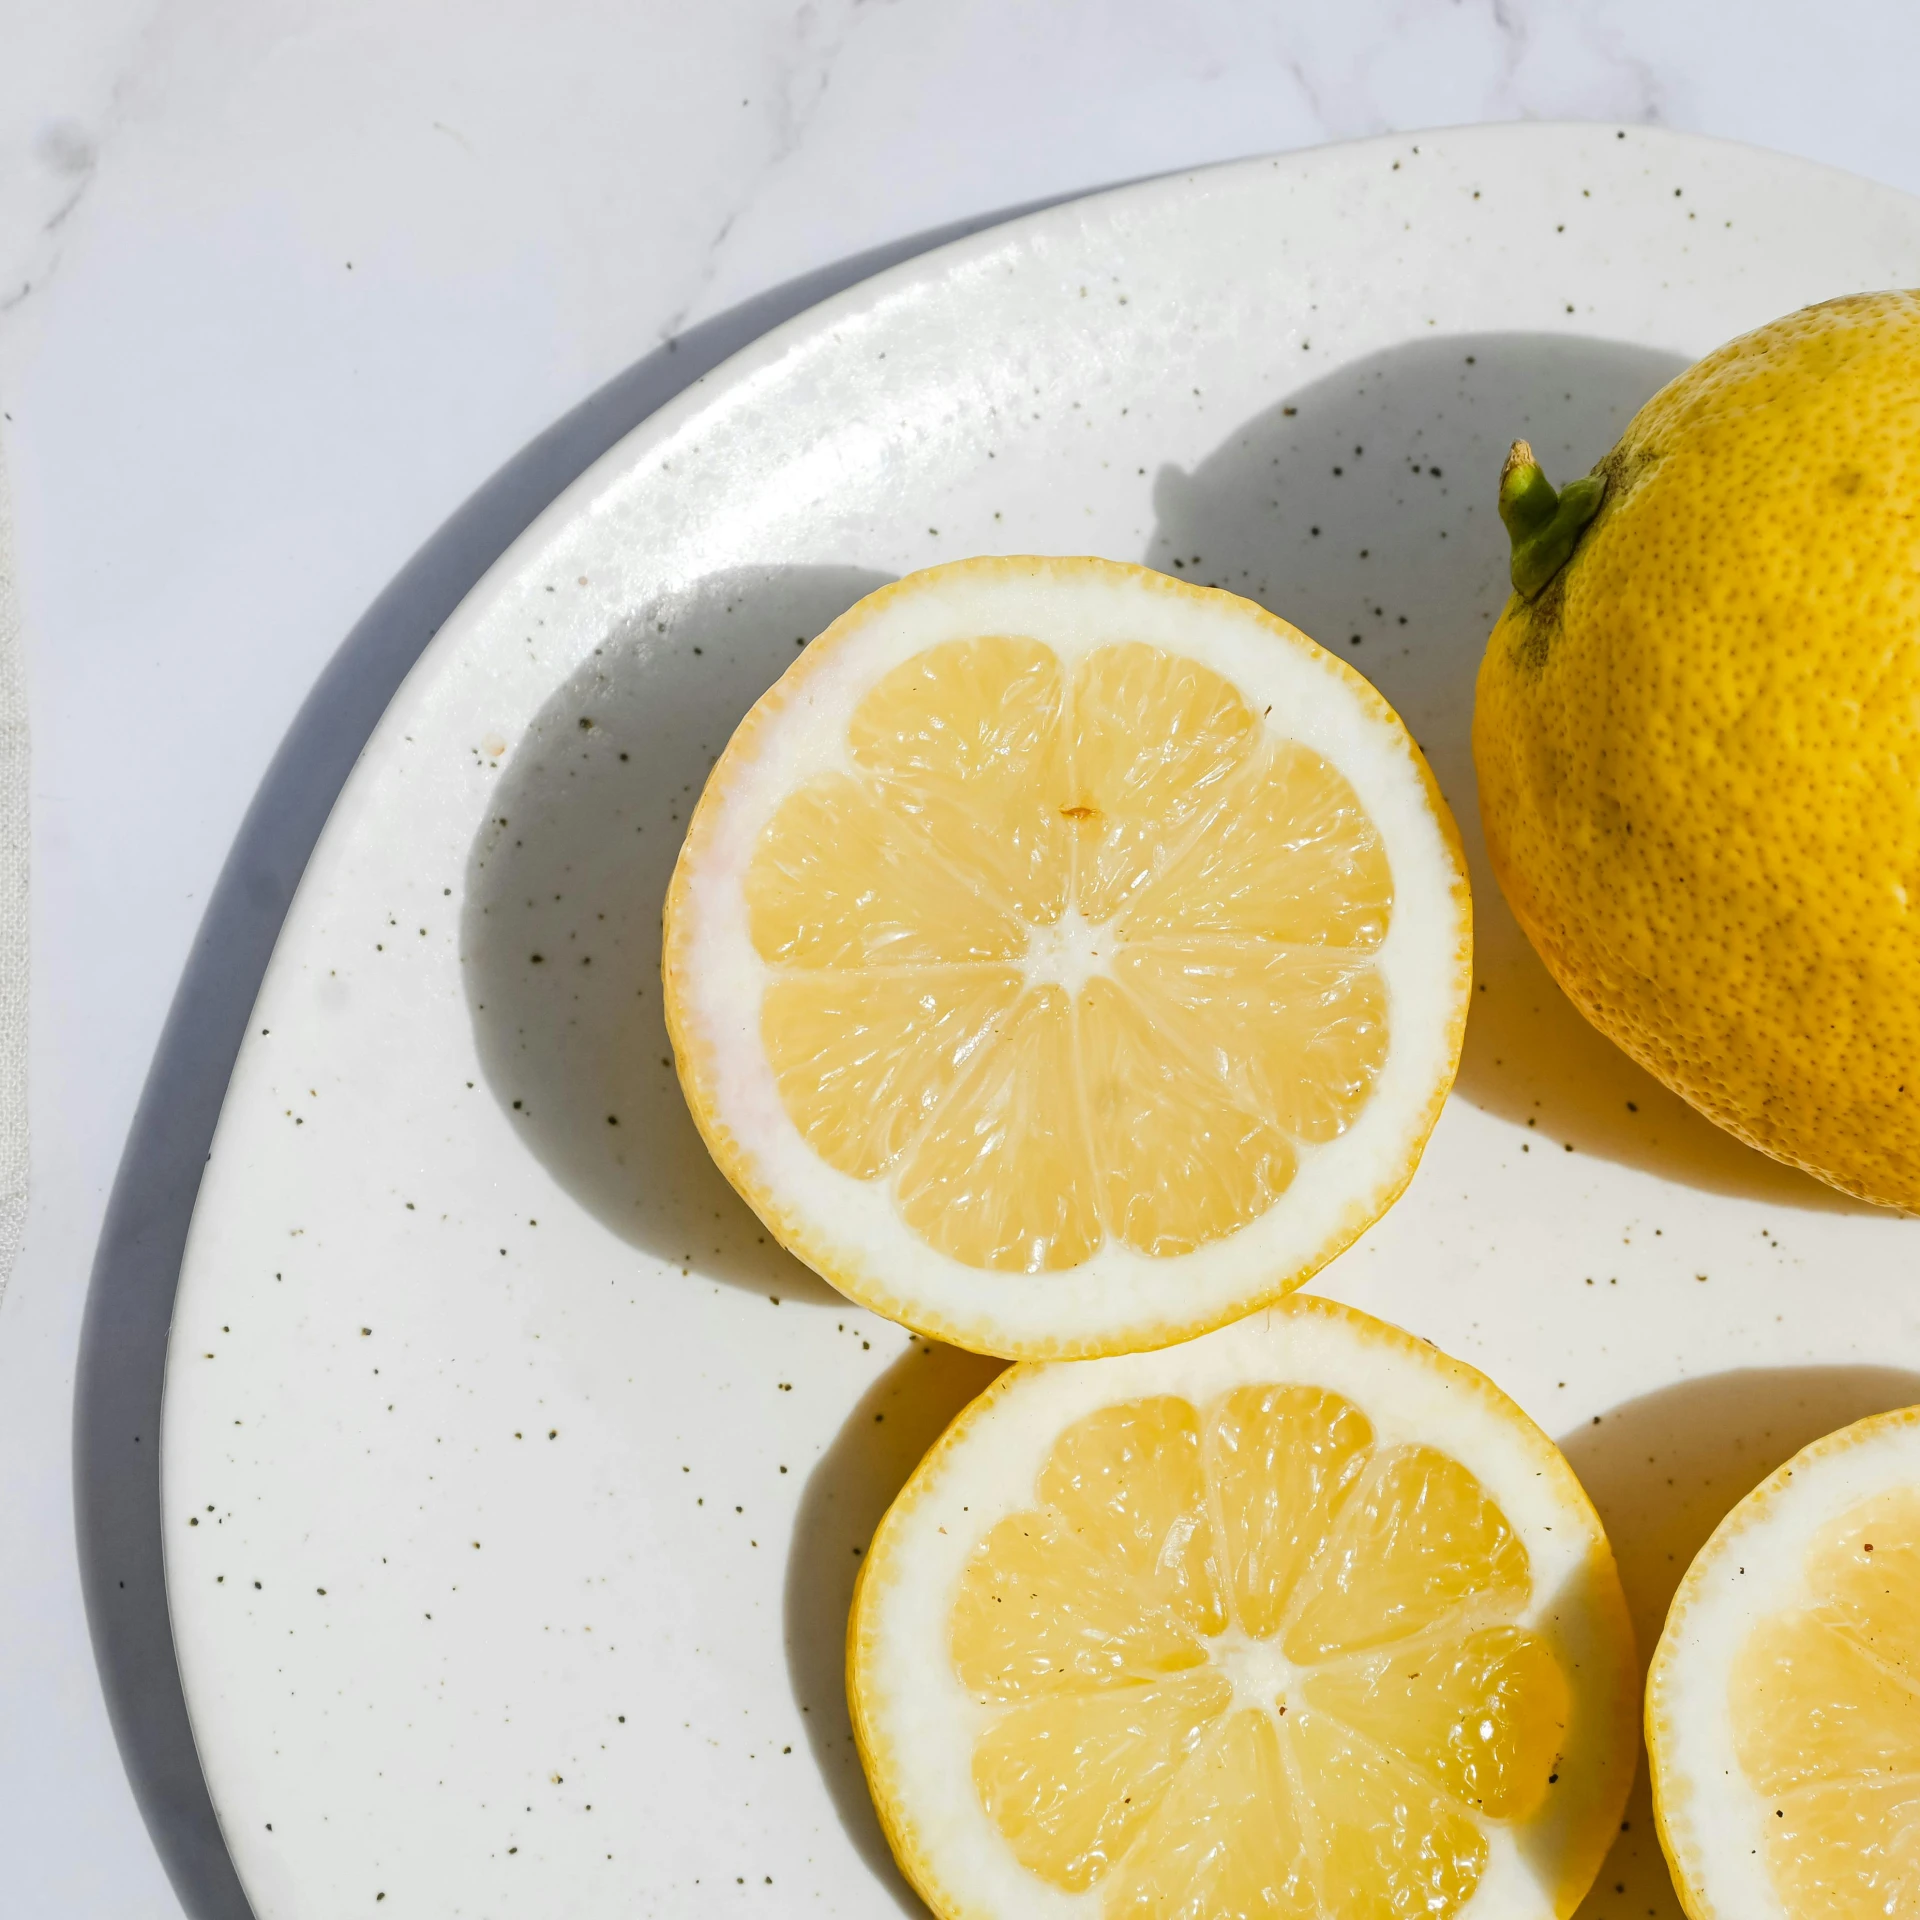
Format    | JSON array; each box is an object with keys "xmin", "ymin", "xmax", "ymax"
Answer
[
  {"xmin": 1648, "ymin": 1405, "xmax": 1920, "ymax": 1920},
  {"xmin": 849, "ymin": 1295, "xmax": 1637, "ymax": 1919},
  {"xmin": 663, "ymin": 558, "xmax": 1470, "ymax": 1357}
]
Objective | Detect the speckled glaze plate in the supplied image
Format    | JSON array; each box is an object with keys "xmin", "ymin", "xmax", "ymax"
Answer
[{"xmin": 164, "ymin": 124, "xmax": 1920, "ymax": 1920}]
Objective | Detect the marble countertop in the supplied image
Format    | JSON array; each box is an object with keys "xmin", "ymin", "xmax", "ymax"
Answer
[{"xmin": 3, "ymin": 3, "xmax": 1918, "ymax": 1914}]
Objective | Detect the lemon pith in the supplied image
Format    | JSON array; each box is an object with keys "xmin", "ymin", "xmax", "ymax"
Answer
[
  {"xmin": 851, "ymin": 1296, "xmax": 1638, "ymax": 1919},
  {"xmin": 666, "ymin": 559, "xmax": 1471, "ymax": 1359},
  {"xmin": 1474, "ymin": 290, "xmax": 1920, "ymax": 1210},
  {"xmin": 1648, "ymin": 1406, "xmax": 1920, "ymax": 1920}
]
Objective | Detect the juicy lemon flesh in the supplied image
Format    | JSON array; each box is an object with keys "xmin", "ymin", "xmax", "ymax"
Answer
[
  {"xmin": 946, "ymin": 1389, "xmax": 1567, "ymax": 1914},
  {"xmin": 747, "ymin": 637, "xmax": 1393, "ymax": 1272},
  {"xmin": 1730, "ymin": 1487, "xmax": 1920, "ymax": 1917}
]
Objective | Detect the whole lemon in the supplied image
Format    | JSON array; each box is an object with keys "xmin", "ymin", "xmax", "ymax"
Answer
[{"xmin": 1474, "ymin": 290, "xmax": 1920, "ymax": 1210}]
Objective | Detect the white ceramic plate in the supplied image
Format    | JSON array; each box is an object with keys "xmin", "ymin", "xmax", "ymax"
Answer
[{"xmin": 164, "ymin": 124, "xmax": 1920, "ymax": 1920}]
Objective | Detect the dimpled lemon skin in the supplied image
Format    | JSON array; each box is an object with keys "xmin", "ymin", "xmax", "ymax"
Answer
[{"xmin": 1475, "ymin": 291, "xmax": 1920, "ymax": 1209}]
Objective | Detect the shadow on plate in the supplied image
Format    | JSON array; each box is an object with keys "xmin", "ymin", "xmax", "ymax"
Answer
[
  {"xmin": 784, "ymin": 1341, "xmax": 1008, "ymax": 1913},
  {"xmin": 1556, "ymin": 1363, "xmax": 1920, "ymax": 1917},
  {"xmin": 1148, "ymin": 331, "xmax": 1873, "ymax": 1215},
  {"xmin": 72, "ymin": 192, "xmax": 1070, "ymax": 1920},
  {"xmin": 460, "ymin": 562, "xmax": 893, "ymax": 1303}
]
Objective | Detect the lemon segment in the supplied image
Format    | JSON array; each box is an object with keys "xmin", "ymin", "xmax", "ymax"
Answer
[
  {"xmin": 666, "ymin": 558, "xmax": 1471, "ymax": 1357},
  {"xmin": 1102, "ymin": 1708, "xmax": 1318, "ymax": 1917},
  {"xmin": 971, "ymin": 1671, "xmax": 1234, "ymax": 1892},
  {"xmin": 1649, "ymin": 1406, "xmax": 1920, "ymax": 1919},
  {"xmin": 849, "ymin": 635, "xmax": 1073, "ymax": 926},
  {"xmin": 1281, "ymin": 1442, "xmax": 1532, "ymax": 1663},
  {"xmin": 1076, "ymin": 973, "xmax": 1296, "ymax": 1259},
  {"xmin": 1064, "ymin": 642, "xmax": 1258, "ymax": 923},
  {"xmin": 851, "ymin": 1296, "xmax": 1637, "ymax": 1919},
  {"xmin": 1203, "ymin": 1384, "xmax": 1373, "ymax": 1638},
  {"xmin": 1300, "ymin": 1625, "xmax": 1571, "ymax": 1819},
  {"xmin": 1034, "ymin": 1397, "xmax": 1227, "ymax": 1634},
  {"xmin": 761, "ymin": 968, "xmax": 1024, "ymax": 1179},
  {"xmin": 894, "ymin": 984, "xmax": 1104, "ymax": 1273},
  {"xmin": 1116, "ymin": 740, "xmax": 1392, "ymax": 948},
  {"xmin": 748, "ymin": 771, "xmax": 1029, "ymax": 967},
  {"xmin": 1113, "ymin": 947, "xmax": 1388, "ymax": 1146},
  {"xmin": 1286, "ymin": 1706, "xmax": 1490, "ymax": 1919}
]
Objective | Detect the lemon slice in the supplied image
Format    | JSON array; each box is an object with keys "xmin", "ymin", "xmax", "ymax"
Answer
[
  {"xmin": 1648, "ymin": 1405, "xmax": 1920, "ymax": 1919},
  {"xmin": 664, "ymin": 558, "xmax": 1470, "ymax": 1357},
  {"xmin": 849, "ymin": 1295, "xmax": 1637, "ymax": 1919}
]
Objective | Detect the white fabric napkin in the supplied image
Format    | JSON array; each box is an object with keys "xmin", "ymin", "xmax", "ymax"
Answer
[{"xmin": 0, "ymin": 440, "xmax": 28, "ymax": 1298}]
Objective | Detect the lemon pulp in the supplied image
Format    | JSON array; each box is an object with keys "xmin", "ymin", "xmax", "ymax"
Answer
[
  {"xmin": 947, "ymin": 1387, "xmax": 1567, "ymax": 1914},
  {"xmin": 666, "ymin": 558, "xmax": 1471, "ymax": 1355},
  {"xmin": 1729, "ymin": 1486, "xmax": 1920, "ymax": 1915},
  {"xmin": 748, "ymin": 636, "xmax": 1393, "ymax": 1272}
]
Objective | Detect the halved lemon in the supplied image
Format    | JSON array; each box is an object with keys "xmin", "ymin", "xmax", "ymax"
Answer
[
  {"xmin": 663, "ymin": 558, "xmax": 1470, "ymax": 1357},
  {"xmin": 1648, "ymin": 1405, "xmax": 1920, "ymax": 1919},
  {"xmin": 849, "ymin": 1294, "xmax": 1637, "ymax": 1919}
]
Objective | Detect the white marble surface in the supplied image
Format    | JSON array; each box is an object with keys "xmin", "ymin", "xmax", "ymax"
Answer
[{"xmin": 3, "ymin": 3, "xmax": 1919, "ymax": 1914}]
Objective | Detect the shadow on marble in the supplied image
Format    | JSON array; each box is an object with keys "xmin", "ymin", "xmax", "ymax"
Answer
[
  {"xmin": 1556, "ymin": 1363, "xmax": 1920, "ymax": 1917},
  {"xmin": 784, "ymin": 1340, "xmax": 1007, "ymax": 1913},
  {"xmin": 72, "ymin": 192, "xmax": 1075, "ymax": 1920},
  {"xmin": 1147, "ymin": 331, "xmax": 1872, "ymax": 1213},
  {"xmin": 461, "ymin": 562, "xmax": 892, "ymax": 1301}
]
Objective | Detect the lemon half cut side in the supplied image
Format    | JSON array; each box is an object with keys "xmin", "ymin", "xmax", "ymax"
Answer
[
  {"xmin": 1648, "ymin": 1405, "xmax": 1920, "ymax": 1920},
  {"xmin": 664, "ymin": 558, "xmax": 1471, "ymax": 1358},
  {"xmin": 849, "ymin": 1294, "xmax": 1638, "ymax": 1920}
]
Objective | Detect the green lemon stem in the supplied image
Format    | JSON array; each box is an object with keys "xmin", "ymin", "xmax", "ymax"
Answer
[{"xmin": 1498, "ymin": 439, "xmax": 1605, "ymax": 599}]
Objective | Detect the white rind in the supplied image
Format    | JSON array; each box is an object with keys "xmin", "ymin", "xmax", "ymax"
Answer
[
  {"xmin": 1647, "ymin": 1405, "xmax": 1920, "ymax": 1920},
  {"xmin": 853, "ymin": 1296, "xmax": 1636, "ymax": 1920},
  {"xmin": 668, "ymin": 558, "xmax": 1470, "ymax": 1356}
]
